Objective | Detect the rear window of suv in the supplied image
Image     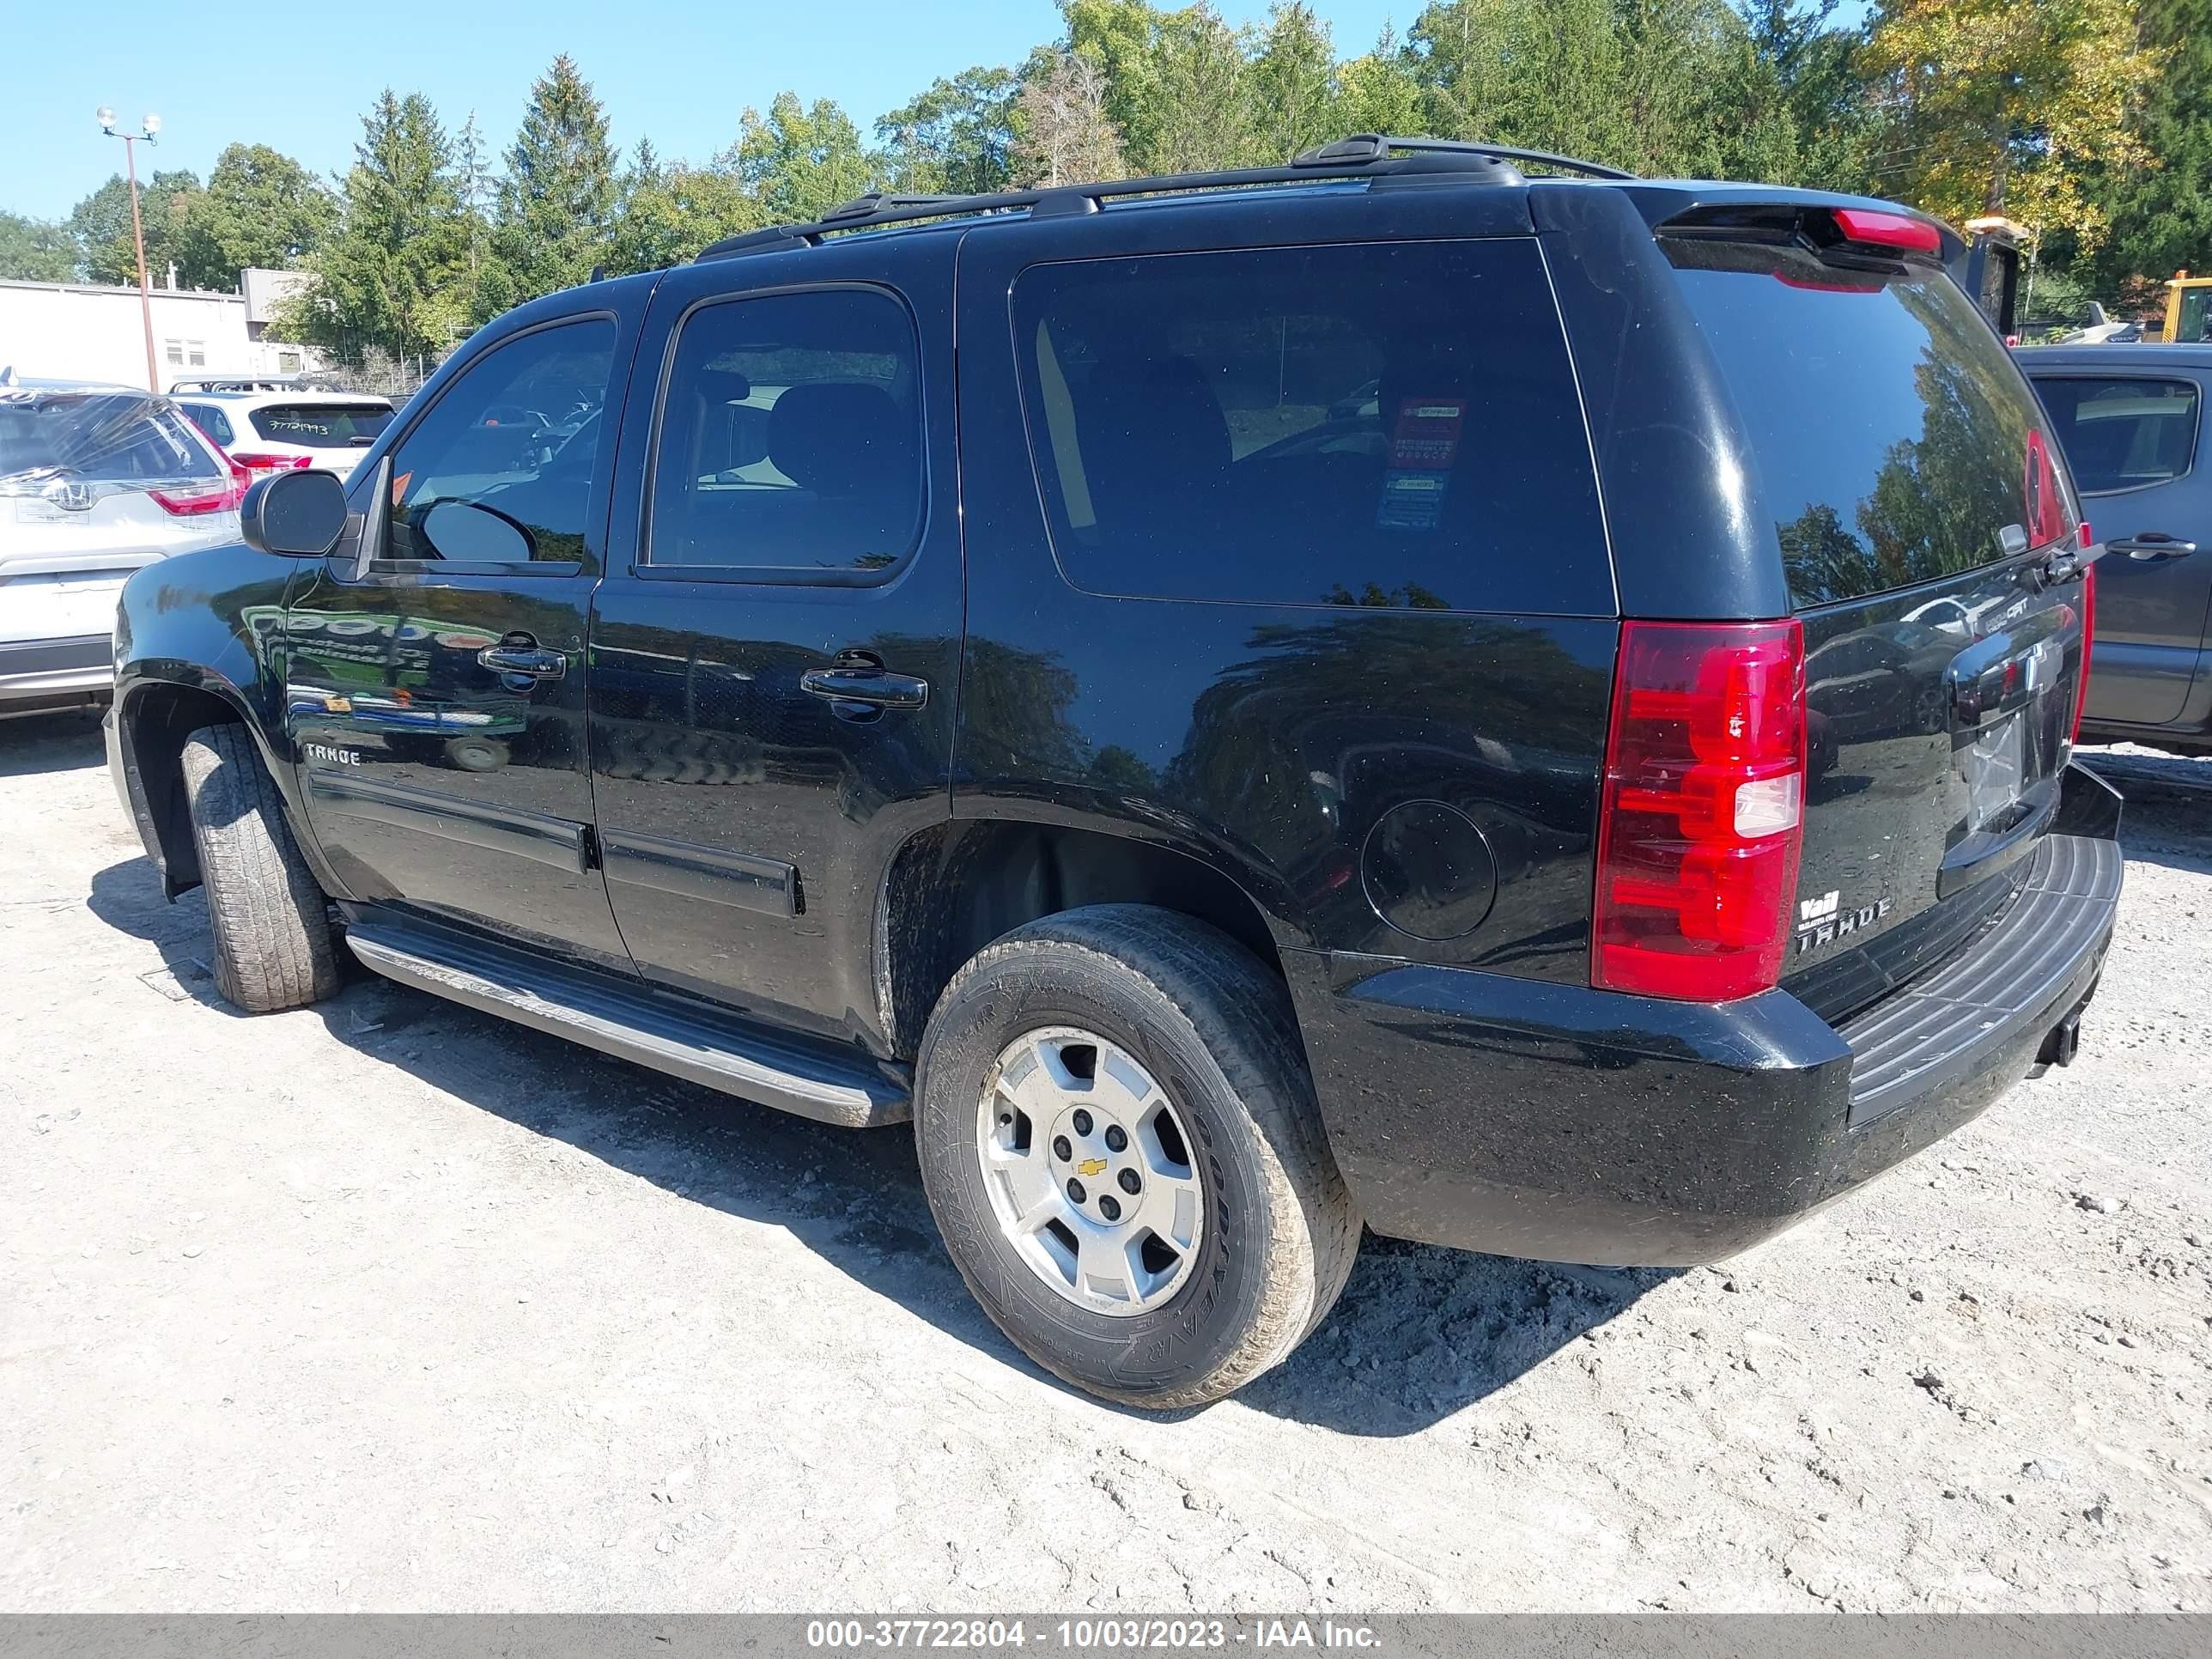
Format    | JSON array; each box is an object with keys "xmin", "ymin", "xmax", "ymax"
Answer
[
  {"xmin": 247, "ymin": 403, "xmax": 394, "ymax": 448},
  {"xmin": 0, "ymin": 392, "xmax": 220, "ymax": 483},
  {"xmin": 1011, "ymin": 239, "xmax": 1610, "ymax": 615},
  {"xmin": 1665, "ymin": 236, "xmax": 2069, "ymax": 609}
]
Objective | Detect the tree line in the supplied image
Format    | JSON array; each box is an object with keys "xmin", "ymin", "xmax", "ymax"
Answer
[{"xmin": 0, "ymin": 0, "xmax": 2202, "ymax": 368}]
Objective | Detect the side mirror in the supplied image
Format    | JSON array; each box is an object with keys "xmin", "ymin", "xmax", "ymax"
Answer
[{"xmin": 241, "ymin": 468, "xmax": 348, "ymax": 557}]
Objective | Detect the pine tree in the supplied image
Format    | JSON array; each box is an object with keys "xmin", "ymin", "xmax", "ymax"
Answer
[
  {"xmin": 286, "ymin": 91, "xmax": 469, "ymax": 364},
  {"xmin": 1249, "ymin": 3, "xmax": 1340, "ymax": 161},
  {"xmin": 493, "ymin": 54, "xmax": 617, "ymax": 299},
  {"xmin": 455, "ymin": 112, "xmax": 495, "ymax": 277}
]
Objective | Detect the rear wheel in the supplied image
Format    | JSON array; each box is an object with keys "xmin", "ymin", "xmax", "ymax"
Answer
[
  {"xmin": 914, "ymin": 905, "xmax": 1358, "ymax": 1408},
  {"xmin": 180, "ymin": 723, "xmax": 340, "ymax": 1013}
]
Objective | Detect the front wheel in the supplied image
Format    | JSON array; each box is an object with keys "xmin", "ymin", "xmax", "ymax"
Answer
[
  {"xmin": 180, "ymin": 723, "xmax": 340, "ymax": 1013},
  {"xmin": 914, "ymin": 905, "xmax": 1359, "ymax": 1408}
]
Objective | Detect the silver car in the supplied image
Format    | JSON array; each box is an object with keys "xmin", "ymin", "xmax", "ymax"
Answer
[{"xmin": 1, "ymin": 375, "xmax": 242, "ymax": 717}]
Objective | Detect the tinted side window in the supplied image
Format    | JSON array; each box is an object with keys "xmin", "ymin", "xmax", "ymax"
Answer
[
  {"xmin": 647, "ymin": 288, "xmax": 923, "ymax": 574},
  {"xmin": 2031, "ymin": 376, "xmax": 2200, "ymax": 495},
  {"xmin": 181, "ymin": 402, "xmax": 235, "ymax": 447},
  {"xmin": 1010, "ymin": 240, "xmax": 1608, "ymax": 614},
  {"xmin": 383, "ymin": 318, "xmax": 616, "ymax": 565}
]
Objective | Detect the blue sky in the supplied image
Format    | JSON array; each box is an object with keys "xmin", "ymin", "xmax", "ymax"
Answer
[{"xmin": 4, "ymin": 0, "xmax": 1411, "ymax": 222}]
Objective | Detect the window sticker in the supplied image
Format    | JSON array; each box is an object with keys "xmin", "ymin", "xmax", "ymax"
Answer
[{"xmin": 1377, "ymin": 397, "xmax": 1464, "ymax": 530}]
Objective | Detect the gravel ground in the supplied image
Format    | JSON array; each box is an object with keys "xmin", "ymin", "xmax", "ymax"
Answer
[{"xmin": 2, "ymin": 710, "xmax": 2208, "ymax": 1613}]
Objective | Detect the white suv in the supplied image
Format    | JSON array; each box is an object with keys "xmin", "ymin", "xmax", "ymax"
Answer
[
  {"xmin": 173, "ymin": 388, "xmax": 397, "ymax": 485},
  {"xmin": 2, "ymin": 379, "xmax": 243, "ymax": 717}
]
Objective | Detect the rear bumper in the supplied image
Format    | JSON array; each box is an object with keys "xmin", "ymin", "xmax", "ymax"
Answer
[
  {"xmin": 0, "ymin": 634, "xmax": 114, "ymax": 714},
  {"xmin": 1286, "ymin": 817, "xmax": 2122, "ymax": 1267}
]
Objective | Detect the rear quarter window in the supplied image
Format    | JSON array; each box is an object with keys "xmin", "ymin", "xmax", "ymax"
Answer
[
  {"xmin": 1666, "ymin": 237, "xmax": 2069, "ymax": 609},
  {"xmin": 0, "ymin": 393, "xmax": 219, "ymax": 483},
  {"xmin": 1011, "ymin": 238, "xmax": 1611, "ymax": 616}
]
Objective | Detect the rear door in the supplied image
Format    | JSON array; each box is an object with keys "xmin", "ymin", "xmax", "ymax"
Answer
[
  {"xmin": 1658, "ymin": 226, "xmax": 2092, "ymax": 1015},
  {"xmin": 2026, "ymin": 367, "xmax": 2207, "ymax": 726},
  {"xmin": 585, "ymin": 234, "xmax": 963, "ymax": 1044}
]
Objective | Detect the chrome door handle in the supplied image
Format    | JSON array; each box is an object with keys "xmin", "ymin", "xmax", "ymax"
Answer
[
  {"xmin": 799, "ymin": 666, "xmax": 929, "ymax": 710},
  {"xmin": 477, "ymin": 639, "xmax": 567, "ymax": 680},
  {"xmin": 2110, "ymin": 534, "xmax": 2196, "ymax": 561}
]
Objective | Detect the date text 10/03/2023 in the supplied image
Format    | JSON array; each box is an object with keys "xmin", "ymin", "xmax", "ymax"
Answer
[{"xmin": 805, "ymin": 1620, "xmax": 1385, "ymax": 1650}]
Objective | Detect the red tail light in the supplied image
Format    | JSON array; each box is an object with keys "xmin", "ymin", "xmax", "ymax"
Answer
[
  {"xmin": 231, "ymin": 452, "xmax": 313, "ymax": 475},
  {"xmin": 2072, "ymin": 559, "xmax": 2096, "ymax": 745},
  {"xmin": 149, "ymin": 469, "xmax": 247, "ymax": 516},
  {"xmin": 1593, "ymin": 620, "xmax": 1808, "ymax": 1001}
]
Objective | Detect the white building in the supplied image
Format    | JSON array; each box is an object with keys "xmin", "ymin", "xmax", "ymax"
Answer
[{"xmin": 0, "ymin": 268, "xmax": 324, "ymax": 390}]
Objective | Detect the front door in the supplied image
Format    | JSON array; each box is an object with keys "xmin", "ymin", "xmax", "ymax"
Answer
[
  {"xmin": 285, "ymin": 311, "xmax": 635, "ymax": 969},
  {"xmin": 586, "ymin": 242, "xmax": 963, "ymax": 1046},
  {"xmin": 2030, "ymin": 368, "xmax": 2210, "ymax": 726}
]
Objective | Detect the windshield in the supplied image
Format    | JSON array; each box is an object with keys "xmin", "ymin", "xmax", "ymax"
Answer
[
  {"xmin": 0, "ymin": 391, "xmax": 222, "ymax": 490},
  {"xmin": 247, "ymin": 403, "xmax": 395, "ymax": 449},
  {"xmin": 1665, "ymin": 237, "xmax": 2073, "ymax": 609}
]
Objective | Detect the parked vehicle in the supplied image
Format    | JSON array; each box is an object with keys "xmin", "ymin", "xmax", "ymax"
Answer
[
  {"xmin": 2161, "ymin": 274, "xmax": 2212, "ymax": 344},
  {"xmin": 2026, "ymin": 344, "xmax": 2211, "ymax": 753},
  {"xmin": 2014, "ymin": 302, "xmax": 2142, "ymax": 346},
  {"xmin": 105, "ymin": 137, "xmax": 2123, "ymax": 1407},
  {"xmin": 2, "ymin": 377, "xmax": 242, "ymax": 718},
  {"xmin": 173, "ymin": 388, "xmax": 397, "ymax": 484}
]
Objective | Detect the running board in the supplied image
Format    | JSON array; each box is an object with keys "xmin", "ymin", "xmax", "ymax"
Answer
[{"xmin": 343, "ymin": 918, "xmax": 910, "ymax": 1128}]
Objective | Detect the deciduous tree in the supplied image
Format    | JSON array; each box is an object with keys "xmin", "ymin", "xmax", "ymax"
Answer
[
  {"xmin": 1859, "ymin": 0, "xmax": 2160, "ymax": 252},
  {"xmin": 175, "ymin": 144, "xmax": 335, "ymax": 289},
  {"xmin": 70, "ymin": 168, "xmax": 202, "ymax": 288},
  {"xmin": 0, "ymin": 211, "xmax": 77, "ymax": 282},
  {"xmin": 732, "ymin": 94, "xmax": 881, "ymax": 222},
  {"xmin": 878, "ymin": 67, "xmax": 1021, "ymax": 195},
  {"xmin": 1012, "ymin": 52, "xmax": 1127, "ymax": 185}
]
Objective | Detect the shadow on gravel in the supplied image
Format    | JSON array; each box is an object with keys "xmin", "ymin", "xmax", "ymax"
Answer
[
  {"xmin": 2079, "ymin": 749, "xmax": 2212, "ymax": 877},
  {"xmin": 85, "ymin": 857, "xmax": 239, "ymax": 1013},
  {"xmin": 84, "ymin": 846, "xmax": 1666, "ymax": 1437},
  {"xmin": 0, "ymin": 708, "xmax": 106, "ymax": 778}
]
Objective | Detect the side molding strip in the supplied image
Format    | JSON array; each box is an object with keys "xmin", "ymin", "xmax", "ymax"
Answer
[
  {"xmin": 599, "ymin": 829, "xmax": 800, "ymax": 917},
  {"xmin": 306, "ymin": 772, "xmax": 588, "ymax": 874}
]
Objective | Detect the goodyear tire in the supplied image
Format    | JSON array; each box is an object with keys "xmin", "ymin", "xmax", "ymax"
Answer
[
  {"xmin": 915, "ymin": 905, "xmax": 1358, "ymax": 1408},
  {"xmin": 180, "ymin": 723, "xmax": 340, "ymax": 1013}
]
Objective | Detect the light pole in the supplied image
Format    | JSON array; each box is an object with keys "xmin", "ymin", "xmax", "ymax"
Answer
[{"xmin": 96, "ymin": 106, "xmax": 162, "ymax": 393}]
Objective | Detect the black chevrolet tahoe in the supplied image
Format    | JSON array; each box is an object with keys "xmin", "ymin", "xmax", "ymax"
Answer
[{"xmin": 105, "ymin": 137, "xmax": 2124, "ymax": 1407}]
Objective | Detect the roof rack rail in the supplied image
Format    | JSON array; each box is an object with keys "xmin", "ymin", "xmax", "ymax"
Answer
[
  {"xmin": 692, "ymin": 133, "xmax": 1629, "ymax": 264},
  {"xmin": 1293, "ymin": 134, "xmax": 1638, "ymax": 181}
]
